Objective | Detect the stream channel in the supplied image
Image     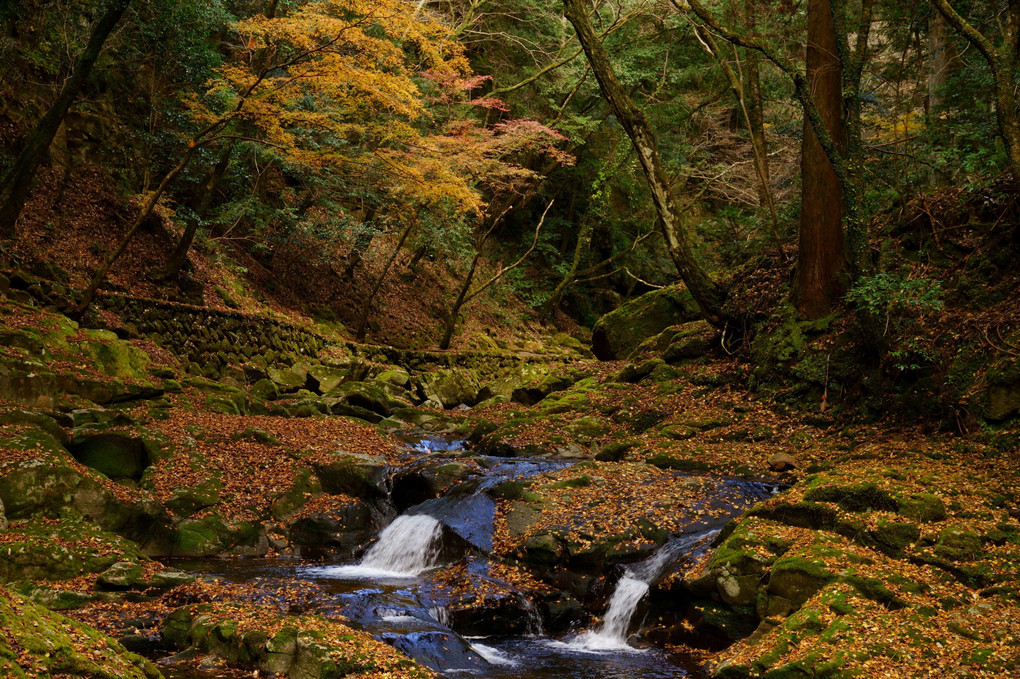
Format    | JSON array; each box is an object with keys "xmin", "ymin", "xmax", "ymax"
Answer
[{"xmin": 164, "ymin": 435, "xmax": 778, "ymax": 678}]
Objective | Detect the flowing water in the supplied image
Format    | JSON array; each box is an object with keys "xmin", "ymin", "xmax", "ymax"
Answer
[
  {"xmin": 314, "ymin": 514, "xmax": 444, "ymax": 578},
  {"xmin": 565, "ymin": 531, "xmax": 721, "ymax": 652},
  {"xmin": 165, "ymin": 435, "xmax": 779, "ymax": 678}
]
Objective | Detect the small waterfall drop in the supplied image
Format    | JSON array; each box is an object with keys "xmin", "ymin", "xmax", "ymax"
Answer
[
  {"xmin": 321, "ymin": 515, "xmax": 443, "ymax": 578},
  {"xmin": 567, "ymin": 530, "xmax": 719, "ymax": 652}
]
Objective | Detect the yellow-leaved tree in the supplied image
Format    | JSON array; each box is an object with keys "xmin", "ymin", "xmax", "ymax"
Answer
[{"xmin": 76, "ymin": 0, "xmax": 484, "ymax": 312}]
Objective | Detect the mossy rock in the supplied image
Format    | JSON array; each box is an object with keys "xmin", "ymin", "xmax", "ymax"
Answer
[
  {"xmin": 69, "ymin": 432, "xmax": 150, "ymax": 481},
  {"xmin": 309, "ymin": 452, "xmax": 388, "ymax": 499},
  {"xmin": 592, "ymin": 285, "xmax": 701, "ymax": 360},
  {"xmin": 307, "ymin": 365, "xmax": 350, "ymax": 394},
  {"xmin": 935, "ymin": 527, "xmax": 983, "ymax": 561},
  {"xmin": 173, "ymin": 514, "xmax": 258, "ymax": 557},
  {"xmin": 897, "ymin": 492, "xmax": 947, "ymax": 523},
  {"xmin": 0, "ymin": 587, "xmax": 161, "ymax": 678},
  {"xmin": 250, "ymin": 378, "xmax": 280, "ymax": 401},
  {"xmin": 648, "ymin": 452, "xmax": 711, "ymax": 473},
  {"xmin": 595, "ymin": 440, "xmax": 637, "ymax": 462},
  {"xmin": 802, "ymin": 483, "xmax": 898, "ymax": 513},
  {"xmin": 0, "ymin": 519, "xmax": 147, "ymax": 583},
  {"xmin": 77, "ymin": 333, "xmax": 150, "ymax": 380},
  {"xmin": 326, "ymin": 381, "xmax": 410, "ymax": 417},
  {"xmin": 418, "ymin": 368, "xmax": 482, "ymax": 408}
]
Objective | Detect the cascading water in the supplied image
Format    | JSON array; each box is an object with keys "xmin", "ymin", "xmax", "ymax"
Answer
[
  {"xmin": 319, "ymin": 514, "xmax": 443, "ymax": 578},
  {"xmin": 567, "ymin": 530, "xmax": 720, "ymax": 652}
]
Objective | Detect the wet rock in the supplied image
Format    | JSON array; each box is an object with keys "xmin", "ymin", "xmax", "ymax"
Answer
[
  {"xmin": 767, "ymin": 452, "xmax": 799, "ymax": 472},
  {"xmin": 287, "ymin": 498, "xmax": 386, "ymax": 558},
  {"xmin": 592, "ymin": 285, "xmax": 701, "ymax": 360}
]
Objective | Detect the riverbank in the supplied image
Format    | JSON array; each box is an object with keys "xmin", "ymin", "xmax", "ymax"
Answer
[{"xmin": 1, "ymin": 288, "xmax": 1018, "ymax": 678}]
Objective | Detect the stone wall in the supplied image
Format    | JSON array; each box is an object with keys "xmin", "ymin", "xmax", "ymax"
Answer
[
  {"xmin": 96, "ymin": 292, "xmax": 551, "ymax": 378},
  {"xmin": 98, "ymin": 293, "xmax": 326, "ymax": 377}
]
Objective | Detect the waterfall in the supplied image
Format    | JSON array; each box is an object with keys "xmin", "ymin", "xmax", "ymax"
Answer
[
  {"xmin": 567, "ymin": 530, "xmax": 719, "ymax": 652},
  {"xmin": 321, "ymin": 515, "xmax": 443, "ymax": 578}
]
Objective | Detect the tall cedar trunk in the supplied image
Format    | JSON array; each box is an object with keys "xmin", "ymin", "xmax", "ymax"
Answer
[
  {"xmin": 927, "ymin": 10, "xmax": 958, "ymax": 113},
  {"xmin": 793, "ymin": 0, "xmax": 849, "ymax": 318},
  {"xmin": 0, "ymin": 0, "xmax": 131, "ymax": 238},
  {"xmin": 562, "ymin": 0, "xmax": 728, "ymax": 326}
]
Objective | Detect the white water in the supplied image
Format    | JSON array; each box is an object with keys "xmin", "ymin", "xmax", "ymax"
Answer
[
  {"xmin": 470, "ymin": 642, "xmax": 516, "ymax": 666},
  {"xmin": 566, "ymin": 576, "xmax": 650, "ymax": 652},
  {"xmin": 567, "ymin": 531, "xmax": 719, "ymax": 652},
  {"xmin": 318, "ymin": 514, "xmax": 443, "ymax": 578}
]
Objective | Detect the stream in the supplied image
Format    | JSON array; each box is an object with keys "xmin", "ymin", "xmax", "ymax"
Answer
[{"xmin": 164, "ymin": 435, "xmax": 779, "ymax": 678}]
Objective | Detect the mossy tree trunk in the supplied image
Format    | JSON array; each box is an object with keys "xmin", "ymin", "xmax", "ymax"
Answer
[
  {"xmin": 928, "ymin": 0, "xmax": 1020, "ymax": 188},
  {"xmin": 563, "ymin": 0, "xmax": 729, "ymax": 327}
]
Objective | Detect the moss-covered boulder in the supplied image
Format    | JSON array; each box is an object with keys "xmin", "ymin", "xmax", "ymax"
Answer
[
  {"xmin": 0, "ymin": 586, "xmax": 161, "ymax": 678},
  {"xmin": 325, "ymin": 380, "xmax": 411, "ymax": 417},
  {"xmin": 161, "ymin": 602, "xmax": 429, "ymax": 679},
  {"xmin": 309, "ymin": 452, "xmax": 389, "ymax": 499},
  {"xmin": 591, "ymin": 285, "xmax": 701, "ymax": 360},
  {"xmin": 0, "ymin": 519, "xmax": 148, "ymax": 583},
  {"xmin": 0, "ymin": 432, "xmax": 173, "ymax": 553},
  {"xmin": 418, "ymin": 368, "xmax": 482, "ymax": 408}
]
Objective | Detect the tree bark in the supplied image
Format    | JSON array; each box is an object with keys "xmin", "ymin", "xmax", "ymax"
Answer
[
  {"xmin": 563, "ymin": 0, "xmax": 728, "ymax": 326},
  {"xmin": 155, "ymin": 146, "xmax": 232, "ymax": 281},
  {"xmin": 927, "ymin": 10, "xmax": 958, "ymax": 113},
  {"xmin": 0, "ymin": 0, "xmax": 131, "ymax": 238},
  {"xmin": 792, "ymin": 0, "xmax": 849, "ymax": 318},
  {"xmin": 355, "ymin": 221, "xmax": 414, "ymax": 341},
  {"xmin": 929, "ymin": 0, "xmax": 1020, "ymax": 186}
]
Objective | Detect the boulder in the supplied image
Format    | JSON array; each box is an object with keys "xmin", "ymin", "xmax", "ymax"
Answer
[
  {"xmin": 591, "ymin": 285, "xmax": 702, "ymax": 360},
  {"xmin": 309, "ymin": 452, "xmax": 389, "ymax": 498},
  {"xmin": 325, "ymin": 380, "xmax": 411, "ymax": 417},
  {"xmin": 0, "ymin": 588, "xmax": 161, "ymax": 678},
  {"xmin": 418, "ymin": 369, "xmax": 482, "ymax": 408},
  {"xmin": 306, "ymin": 365, "xmax": 349, "ymax": 394},
  {"xmin": 767, "ymin": 452, "xmax": 799, "ymax": 472}
]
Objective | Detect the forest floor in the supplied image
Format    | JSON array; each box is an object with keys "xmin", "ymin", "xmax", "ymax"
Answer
[{"xmin": 0, "ymin": 288, "xmax": 1017, "ymax": 679}]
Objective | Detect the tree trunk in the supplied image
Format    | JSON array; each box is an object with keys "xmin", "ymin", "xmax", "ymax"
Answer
[
  {"xmin": 540, "ymin": 217, "xmax": 593, "ymax": 319},
  {"xmin": 75, "ymin": 146, "xmax": 198, "ymax": 315},
  {"xmin": 744, "ymin": 0, "xmax": 773, "ymax": 213},
  {"xmin": 792, "ymin": 0, "xmax": 849, "ymax": 318},
  {"xmin": 563, "ymin": 0, "xmax": 728, "ymax": 326},
  {"xmin": 439, "ymin": 254, "xmax": 480, "ymax": 350},
  {"xmin": 927, "ymin": 9, "xmax": 958, "ymax": 113},
  {"xmin": 340, "ymin": 209, "xmax": 379, "ymax": 286},
  {"xmin": 155, "ymin": 146, "xmax": 232, "ymax": 281},
  {"xmin": 355, "ymin": 221, "xmax": 413, "ymax": 341},
  {"xmin": 0, "ymin": 0, "xmax": 131, "ymax": 238}
]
